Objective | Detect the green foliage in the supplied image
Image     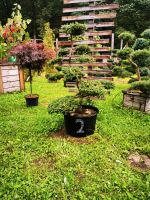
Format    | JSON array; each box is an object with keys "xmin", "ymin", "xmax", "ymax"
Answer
[
  {"xmin": 112, "ymin": 66, "xmax": 133, "ymax": 78},
  {"xmin": 55, "ymin": 65, "xmax": 62, "ymax": 71},
  {"xmin": 46, "ymin": 72, "xmax": 63, "ymax": 82},
  {"xmin": 61, "ymin": 22, "xmax": 86, "ymax": 36},
  {"xmin": 62, "ymin": 67, "xmax": 84, "ymax": 81},
  {"xmin": 75, "ymin": 45, "xmax": 91, "ymax": 55},
  {"xmin": 116, "ymin": 0, "xmax": 150, "ymax": 35},
  {"xmin": 58, "ymin": 48, "xmax": 69, "ymax": 57},
  {"xmin": 43, "ymin": 22, "xmax": 55, "ymax": 50},
  {"xmin": 121, "ymin": 70, "xmax": 133, "ymax": 78},
  {"xmin": 78, "ymin": 80, "xmax": 105, "ymax": 98},
  {"xmin": 128, "ymin": 77, "xmax": 139, "ymax": 84},
  {"xmin": 133, "ymin": 38, "xmax": 149, "ymax": 50},
  {"xmin": 131, "ymin": 49, "xmax": 150, "ymax": 68},
  {"xmin": 141, "ymin": 29, "xmax": 150, "ymax": 39},
  {"xmin": 117, "ymin": 48, "xmax": 133, "ymax": 60},
  {"xmin": 140, "ymin": 67, "xmax": 150, "ymax": 77},
  {"xmin": 118, "ymin": 31, "xmax": 135, "ymax": 44},
  {"xmin": 131, "ymin": 80, "xmax": 150, "ymax": 95},
  {"xmin": 100, "ymin": 80, "xmax": 115, "ymax": 90},
  {"xmin": 51, "ymin": 57, "xmax": 62, "ymax": 65},
  {"xmin": 48, "ymin": 96, "xmax": 79, "ymax": 114},
  {"xmin": 76, "ymin": 55, "xmax": 95, "ymax": 63},
  {"xmin": 112, "ymin": 66, "xmax": 123, "ymax": 77}
]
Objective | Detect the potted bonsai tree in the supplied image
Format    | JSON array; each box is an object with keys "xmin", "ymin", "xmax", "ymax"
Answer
[
  {"xmin": 48, "ymin": 80, "xmax": 105, "ymax": 137},
  {"xmin": 10, "ymin": 41, "xmax": 56, "ymax": 106},
  {"xmin": 62, "ymin": 67, "xmax": 84, "ymax": 87}
]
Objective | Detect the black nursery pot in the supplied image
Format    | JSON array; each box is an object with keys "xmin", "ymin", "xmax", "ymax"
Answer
[
  {"xmin": 64, "ymin": 105, "xmax": 99, "ymax": 137},
  {"xmin": 25, "ymin": 94, "xmax": 39, "ymax": 107}
]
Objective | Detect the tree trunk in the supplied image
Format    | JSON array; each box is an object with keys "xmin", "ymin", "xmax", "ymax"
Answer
[
  {"xmin": 120, "ymin": 39, "xmax": 123, "ymax": 49},
  {"xmin": 129, "ymin": 58, "xmax": 141, "ymax": 81},
  {"xmin": 29, "ymin": 66, "xmax": 33, "ymax": 95}
]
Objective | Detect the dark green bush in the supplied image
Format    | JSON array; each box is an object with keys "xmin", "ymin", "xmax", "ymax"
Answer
[
  {"xmin": 141, "ymin": 76, "xmax": 150, "ymax": 81},
  {"xmin": 133, "ymin": 38, "xmax": 149, "ymax": 50},
  {"xmin": 62, "ymin": 67, "xmax": 84, "ymax": 81},
  {"xmin": 121, "ymin": 70, "xmax": 133, "ymax": 78},
  {"xmin": 46, "ymin": 73, "xmax": 63, "ymax": 82},
  {"xmin": 112, "ymin": 66, "xmax": 123, "ymax": 76},
  {"xmin": 75, "ymin": 45, "xmax": 91, "ymax": 55},
  {"xmin": 117, "ymin": 48, "xmax": 133, "ymax": 60},
  {"xmin": 61, "ymin": 22, "xmax": 86, "ymax": 36},
  {"xmin": 118, "ymin": 31, "xmax": 135, "ymax": 44},
  {"xmin": 78, "ymin": 80, "xmax": 105, "ymax": 98},
  {"xmin": 131, "ymin": 49, "xmax": 150, "ymax": 68},
  {"xmin": 100, "ymin": 80, "xmax": 115, "ymax": 90},
  {"xmin": 140, "ymin": 67, "xmax": 150, "ymax": 76},
  {"xmin": 58, "ymin": 48, "xmax": 69, "ymax": 57},
  {"xmin": 48, "ymin": 96, "xmax": 79, "ymax": 114},
  {"xmin": 51, "ymin": 57, "xmax": 62, "ymax": 65},
  {"xmin": 125, "ymin": 65, "xmax": 136, "ymax": 74},
  {"xmin": 55, "ymin": 66, "xmax": 62, "ymax": 71},
  {"xmin": 131, "ymin": 80, "xmax": 150, "ymax": 95},
  {"xmin": 77, "ymin": 55, "xmax": 95, "ymax": 63},
  {"xmin": 141, "ymin": 29, "xmax": 150, "ymax": 39}
]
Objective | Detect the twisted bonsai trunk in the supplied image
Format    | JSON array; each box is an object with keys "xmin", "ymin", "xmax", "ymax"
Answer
[{"xmin": 129, "ymin": 58, "xmax": 141, "ymax": 81}]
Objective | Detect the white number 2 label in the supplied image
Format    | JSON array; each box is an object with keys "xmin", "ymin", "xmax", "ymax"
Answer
[{"xmin": 75, "ymin": 119, "xmax": 85, "ymax": 134}]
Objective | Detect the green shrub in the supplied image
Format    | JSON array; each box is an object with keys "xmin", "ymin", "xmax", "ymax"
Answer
[
  {"xmin": 58, "ymin": 48, "xmax": 69, "ymax": 57},
  {"xmin": 125, "ymin": 65, "xmax": 136, "ymax": 74},
  {"xmin": 78, "ymin": 80, "xmax": 105, "ymax": 98},
  {"xmin": 140, "ymin": 67, "xmax": 150, "ymax": 76},
  {"xmin": 121, "ymin": 60, "xmax": 130, "ymax": 65},
  {"xmin": 55, "ymin": 66, "xmax": 62, "ymax": 71},
  {"xmin": 131, "ymin": 49, "xmax": 150, "ymax": 68},
  {"xmin": 46, "ymin": 73, "xmax": 63, "ymax": 82},
  {"xmin": 75, "ymin": 45, "xmax": 91, "ymax": 55},
  {"xmin": 77, "ymin": 55, "xmax": 95, "ymax": 63},
  {"xmin": 121, "ymin": 70, "xmax": 133, "ymax": 78},
  {"xmin": 133, "ymin": 38, "xmax": 149, "ymax": 50},
  {"xmin": 62, "ymin": 67, "xmax": 84, "ymax": 81},
  {"xmin": 100, "ymin": 80, "xmax": 115, "ymax": 90},
  {"xmin": 61, "ymin": 22, "xmax": 86, "ymax": 36},
  {"xmin": 51, "ymin": 57, "xmax": 62, "ymax": 65},
  {"xmin": 131, "ymin": 80, "xmax": 150, "ymax": 95},
  {"xmin": 141, "ymin": 76, "xmax": 150, "ymax": 81},
  {"xmin": 118, "ymin": 31, "xmax": 135, "ymax": 44},
  {"xmin": 117, "ymin": 48, "xmax": 133, "ymax": 60},
  {"xmin": 48, "ymin": 96, "xmax": 79, "ymax": 114},
  {"xmin": 112, "ymin": 66, "xmax": 123, "ymax": 76},
  {"xmin": 141, "ymin": 29, "xmax": 150, "ymax": 39}
]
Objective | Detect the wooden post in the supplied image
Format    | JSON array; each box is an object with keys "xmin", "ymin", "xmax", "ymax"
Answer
[
  {"xmin": 111, "ymin": 33, "xmax": 115, "ymax": 50},
  {"xmin": 120, "ymin": 39, "xmax": 123, "ymax": 49},
  {"xmin": 0, "ymin": 66, "xmax": 4, "ymax": 93},
  {"xmin": 19, "ymin": 66, "xmax": 25, "ymax": 91}
]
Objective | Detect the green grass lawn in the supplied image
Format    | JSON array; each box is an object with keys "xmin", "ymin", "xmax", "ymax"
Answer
[{"xmin": 0, "ymin": 77, "xmax": 150, "ymax": 200}]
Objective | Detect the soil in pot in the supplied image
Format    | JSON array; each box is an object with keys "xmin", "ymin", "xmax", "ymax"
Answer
[
  {"xmin": 64, "ymin": 105, "xmax": 99, "ymax": 137},
  {"xmin": 25, "ymin": 94, "xmax": 39, "ymax": 107}
]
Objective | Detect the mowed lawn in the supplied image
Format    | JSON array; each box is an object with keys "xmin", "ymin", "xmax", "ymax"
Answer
[{"xmin": 0, "ymin": 77, "xmax": 150, "ymax": 200}]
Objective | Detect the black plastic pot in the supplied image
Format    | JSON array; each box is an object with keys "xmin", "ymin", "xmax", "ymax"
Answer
[
  {"xmin": 64, "ymin": 105, "xmax": 99, "ymax": 137},
  {"xmin": 25, "ymin": 94, "xmax": 39, "ymax": 107}
]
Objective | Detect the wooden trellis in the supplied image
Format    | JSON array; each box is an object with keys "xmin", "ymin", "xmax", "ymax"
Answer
[{"xmin": 57, "ymin": 0, "xmax": 119, "ymax": 81}]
